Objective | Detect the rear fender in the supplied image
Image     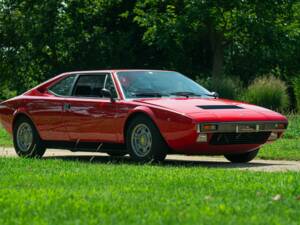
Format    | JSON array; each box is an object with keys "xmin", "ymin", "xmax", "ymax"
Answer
[{"xmin": 12, "ymin": 108, "xmax": 42, "ymax": 138}]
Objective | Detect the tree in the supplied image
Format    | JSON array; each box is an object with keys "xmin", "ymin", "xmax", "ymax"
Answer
[
  {"xmin": 133, "ymin": 0, "xmax": 296, "ymax": 80},
  {"xmin": 0, "ymin": 0, "xmax": 299, "ymax": 99},
  {"xmin": 0, "ymin": 0, "xmax": 141, "ymax": 94}
]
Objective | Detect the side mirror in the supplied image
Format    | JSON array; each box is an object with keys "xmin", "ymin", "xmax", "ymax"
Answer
[
  {"xmin": 101, "ymin": 88, "xmax": 115, "ymax": 102},
  {"xmin": 211, "ymin": 92, "xmax": 219, "ymax": 98}
]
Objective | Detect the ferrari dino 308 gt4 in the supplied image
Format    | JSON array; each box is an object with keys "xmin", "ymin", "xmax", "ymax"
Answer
[{"xmin": 0, "ymin": 70, "xmax": 288, "ymax": 163}]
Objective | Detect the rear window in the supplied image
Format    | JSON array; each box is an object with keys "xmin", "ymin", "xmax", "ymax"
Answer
[{"xmin": 48, "ymin": 75, "xmax": 76, "ymax": 96}]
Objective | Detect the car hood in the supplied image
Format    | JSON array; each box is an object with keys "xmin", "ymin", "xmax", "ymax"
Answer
[{"xmin": 134, "ymin": 97, "xmax": 287, "ymax": 122}]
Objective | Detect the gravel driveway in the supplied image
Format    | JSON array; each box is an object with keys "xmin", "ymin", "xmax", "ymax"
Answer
[{"xmin": 1, "ymin": 147, "xmax": 300, "ymax": 172}]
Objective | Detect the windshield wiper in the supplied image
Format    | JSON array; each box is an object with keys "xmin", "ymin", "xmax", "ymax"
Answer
[
  {"xmin": 170, "ymin": 91, "xmax": 202, "ymax": 98},
  {"xmin": 132, "ymin": 92, "xmax": 163, "ymax": 97}
]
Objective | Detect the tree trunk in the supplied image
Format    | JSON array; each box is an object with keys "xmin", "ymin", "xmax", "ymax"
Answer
[{"xmin": 209, "ymin": 28, "xmax": 224, "ymax": 81}]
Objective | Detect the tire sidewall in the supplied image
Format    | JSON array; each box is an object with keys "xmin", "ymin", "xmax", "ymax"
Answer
[
  {"xmin": 13, "ymin": 117, "xmax": 45, "ymax": 158},
  {"xmin": 126, "ymin": 115, "xmax": 167, "ymax": 162},
  {"xmin": 224, "ymin": 149, "xmax": 259, "ymax": 163}
]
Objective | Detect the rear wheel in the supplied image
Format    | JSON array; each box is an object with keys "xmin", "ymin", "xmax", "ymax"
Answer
[
  {"xmin": 126, "ymin": 115, "xmax": 167, "ymax": 163},
  {"xmin": 224, "ymin": 149, "xmax": 259, "ymax": 163},
  {"xmin": 13, "ymin": 116, "xmax": 46, "ymax": 158}
]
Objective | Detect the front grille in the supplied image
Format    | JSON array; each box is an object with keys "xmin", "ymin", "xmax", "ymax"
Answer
[{"xmin": 210, "ymin": 132, "xmax": 271, "ymax": 145}]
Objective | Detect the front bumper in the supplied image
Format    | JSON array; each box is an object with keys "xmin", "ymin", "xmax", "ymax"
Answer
[
  {"xmin": 166, "ymin": 121, "xmax": 288, "ymax": 155},
  {"xmin": 196, "ymin": 121, "xmax": 287, "ymax": 145},
  {"xmin": 197, "ymin": 121, "xmax": 287, "ymax": 134}
]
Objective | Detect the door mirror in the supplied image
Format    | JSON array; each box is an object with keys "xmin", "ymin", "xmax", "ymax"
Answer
[
  {"xmin": 101, "ymin": 88, "xmax": 115, "ymax": 102},
  {"xmin": 211, "ymin": 92, "xmax": 219, "ymax": 98}
]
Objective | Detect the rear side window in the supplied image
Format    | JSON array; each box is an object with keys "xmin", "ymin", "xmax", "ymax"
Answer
[
  {"xmin": 48, "ymin": 75, "xmax": 76, "ymax": 96},
  {"xmin": 73, "ymin": 74, "xmax": 117, "ymax": 98}
]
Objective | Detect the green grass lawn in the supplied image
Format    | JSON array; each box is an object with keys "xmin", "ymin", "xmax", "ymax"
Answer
[
  {"xmin": 259, "ymin": 139, "xmax": 300, "ymax": 160},
  {"xmin": 0, "ymin": 157, "xmax": 300, "ymax": 225},
  {"xmin": 1, "ymin": 115, "xmax": 299, "ymax": 160},
  {"xmin": 0, "ymin": 124, "xmax": 12, "ymax": 147},
  {"xmin": 258, "ymin": 115, "xmax": 300, "ymax": 160}
]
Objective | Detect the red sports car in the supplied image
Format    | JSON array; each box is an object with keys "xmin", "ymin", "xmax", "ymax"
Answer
[{"xmin": 0, "ymin": 70, "xmax": 288, "ymax": 163}]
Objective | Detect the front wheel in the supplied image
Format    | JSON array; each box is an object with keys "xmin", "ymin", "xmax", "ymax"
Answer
[
  {"xmin": 13, "ymin": 117, "xmax": 46, "ymax": 158},
  {"xmin": 224, "ymin": 149, "xmax": 259, "ymax": 163},
  {"xmin": 106, "ymin": 151, "xmax": 127, "ymax": 157},
  {"xmin": 126, "ymin": 115, "xmax": 167, "ymax": 163}
]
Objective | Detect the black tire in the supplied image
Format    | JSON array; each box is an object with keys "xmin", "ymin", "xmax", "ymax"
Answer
[
  {"xmin": 126, "ymin": 115, "xmax": 167, "ymax": 163},
  {"xmin": 106, "ymin": 151, "xmax": 127, "ymax": 157},
  {"xmin": 224, "ymin": 149, "xmax": 259, "ymax": 163},
  {"xmin": 13, "ymin": 116, "xmax": 46, "ymax": 158}
]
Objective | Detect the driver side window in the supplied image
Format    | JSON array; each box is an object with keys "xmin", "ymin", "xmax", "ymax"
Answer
[{"xmin": 72, "ymin": 74, "xmax": 117, "ymax": 98}]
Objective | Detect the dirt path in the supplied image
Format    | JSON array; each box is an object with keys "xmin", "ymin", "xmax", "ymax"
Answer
[{"xmin": 1, "ymin": 147, "xmax": 300, "ymax": 172}]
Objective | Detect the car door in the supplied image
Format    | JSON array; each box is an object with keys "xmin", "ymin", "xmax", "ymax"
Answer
[
  {"xmin": 63, "ymin": 73, "xmax": 119, "ymax": 142},
  {"xmin": 31, "ymin": 74, "xmax": 77, "ymax": 141}
]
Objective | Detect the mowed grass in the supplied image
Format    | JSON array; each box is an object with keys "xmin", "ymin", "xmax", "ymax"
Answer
[
  {"xmin": 282, "ymin": 114, "xmax": 300, "ymax": 139},
  {"xmin": 0, "ymin": 124, "xmax": 12, "ymax": 147},
  {"xmin": 0, "ymin": 157, "xmax": 300, "ymax": 225},
  {"xmin": 259, "ymin": 139, "xmax": 300, "ymax": 160},
  {"xmin": 0, "ymin": 115, "xmax": 299, "ymax": 160},
  {"xmin": 259, "ymin": 115, "xmax": 300, "ymax": 160}
]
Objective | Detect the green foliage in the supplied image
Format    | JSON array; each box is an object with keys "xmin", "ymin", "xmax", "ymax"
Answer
[
  {"xmin": 259, "ymin": 115, "xmax": 300, "ymax": 161},
  {"xmin": 0, "ymin": 84, "xmax": 17, "ymax": 100},
  {"xmin": 283, "ymin": 114, "xmax": 300, "ymax": 139},
  {"xmin": 196, "ymin": 76, "xmax": 243, "ymax": 100},
  {"xmin": 133, "ymin": 0, "xmax": 299, "ymax": 80},
  {"xmin": 259, "ymin": 138, "xmax": 300, "ymax": 160},
  {"xmin": 0, "ymin": 0, "xmax": 299, "ymax": 112},
  {"xmin": 258, "ymin": 115, "xmax": 300, "ymax": 161},
  {"xmin": 0, "ymin": 0, "xmax": 141, "ymax": 94},
  {"xmin": 293, "ymin": 76, "xmax": 300, "ymax": 112},
  {"xmin": 242, "ymin": 76, "xmax": 289, "ymax": 112},
  {"xmin": 0, "ymin": 125, "xmax": 12, "ymax": 147}
]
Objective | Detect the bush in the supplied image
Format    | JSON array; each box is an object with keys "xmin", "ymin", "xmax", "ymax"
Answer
[
  {"xmin": 0, "ymin": 84, "xmax": 17, "ymax": 100},
  {"xmin": 242, "ymin": 76, "xmax": 289, "ymax": 112},
  {"xmin": 292, "ymin": 77, "xmax": 300, "ymax": 112},
  {"xmin": 196, "ymin": 76, "xmax": 243, "ymax": 100}
]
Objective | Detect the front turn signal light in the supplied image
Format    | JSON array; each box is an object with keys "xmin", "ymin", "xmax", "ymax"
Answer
[
  {"xmin": 202, "ymin": 124, "xmax": 218, "ymax": 132},
  {"xmin": 275, "ymin": 123, "xmax": 285, "ymax": 129}
]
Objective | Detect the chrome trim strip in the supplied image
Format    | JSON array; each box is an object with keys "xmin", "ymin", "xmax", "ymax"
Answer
[{"xmin": 198, "ymin": 121, "xmax": 287, "ymax": 133}]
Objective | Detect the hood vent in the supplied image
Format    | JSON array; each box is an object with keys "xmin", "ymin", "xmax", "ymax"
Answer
[{"xmin": 197, "ymin": 105, "xmax": 243, "ymax": 110}]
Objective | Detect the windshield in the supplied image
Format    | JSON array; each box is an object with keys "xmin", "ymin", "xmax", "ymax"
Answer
[{"xmin": 116, "ymin": 71, "xmax": 212, "ymax": 99}]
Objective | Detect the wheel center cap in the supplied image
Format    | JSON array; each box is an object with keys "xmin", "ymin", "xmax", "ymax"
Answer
[{"xmin": 140, "ymin": 136, "xmax": 145, "ymax": 145}]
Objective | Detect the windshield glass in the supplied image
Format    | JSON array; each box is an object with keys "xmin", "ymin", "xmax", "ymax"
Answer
[{"xmin": 117, "ymin": 71, "xmax": 212, "ymax": 99}]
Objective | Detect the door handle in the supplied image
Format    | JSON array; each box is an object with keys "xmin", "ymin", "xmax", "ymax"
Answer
[{"xmin": 64, "ymin": 103, "xmax": 71, "ymax": 111}]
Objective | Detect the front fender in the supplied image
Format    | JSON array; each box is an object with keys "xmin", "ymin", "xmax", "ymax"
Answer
[
  {"xmin": 123, "ymin": 105, "xmax": 195, "ymax": 149},
  {"xmin": 127, "ymin": 106, "xmax": 157, "ymax": 122}
]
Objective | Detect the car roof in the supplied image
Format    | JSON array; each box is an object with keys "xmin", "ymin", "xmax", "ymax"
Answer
[{"xmin": 64, "ymin": 69, "xmax": 175, "ymax": 75}]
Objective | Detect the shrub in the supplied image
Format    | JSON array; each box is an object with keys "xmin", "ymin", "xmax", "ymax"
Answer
[
  {"xmin": 196, "ymin": 76, "xmax": 243, "ymax": 100},
  {"xmin": 0, "ymin": 84, "xmax": 17, "ymax": 100},
  {"xmin": 242, "ymin": 76, "xmax": 289, "ymax": 112},
  {"xmin": 292, "ymin": 77, "xmax": 300, "ymax": 112}
]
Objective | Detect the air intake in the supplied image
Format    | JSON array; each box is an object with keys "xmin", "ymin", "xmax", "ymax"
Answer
[
  {"xmin": 210, "ymin": 132, "xmax": 271, "ymax": 145},
  {"xmin": 197, "ymin": 105, "xmax": 243, "ymax": 110}
]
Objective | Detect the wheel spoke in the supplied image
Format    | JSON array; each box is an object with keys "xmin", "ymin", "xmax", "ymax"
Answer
[
  {"xmin": 17, "ymin": 122, "xmax": 33, "ymax": 152},
  {"xmin": 131, "ymin": 124, "xmax": 152, "ymax": 157}
]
